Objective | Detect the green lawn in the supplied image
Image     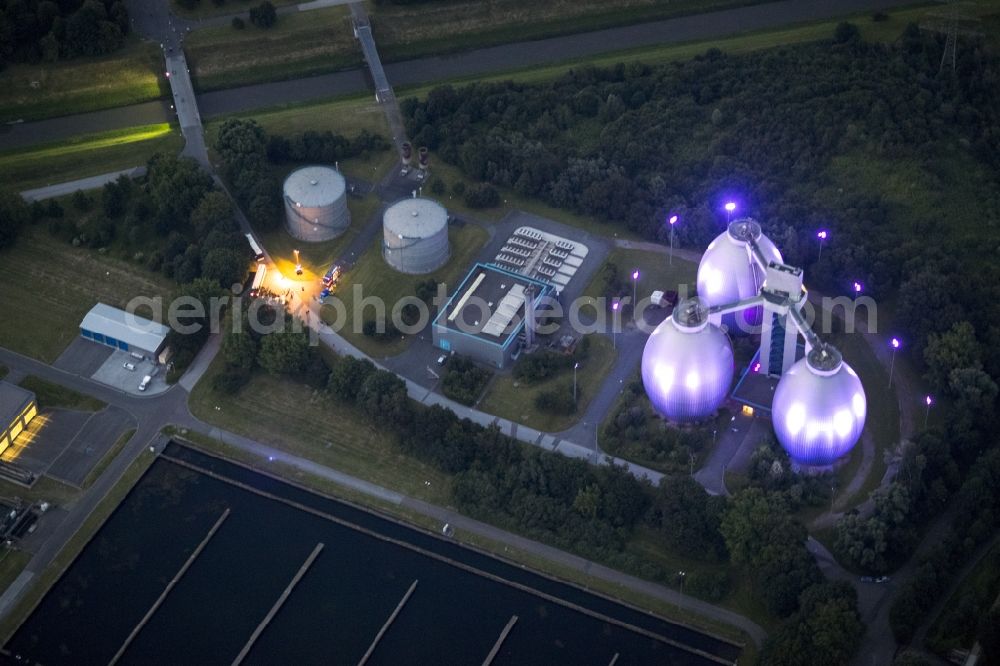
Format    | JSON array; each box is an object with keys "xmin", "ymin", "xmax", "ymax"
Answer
[
  {"xmin": 17, "ymin": 376, "xmax": 106, "ymax": 412},
  {"xmin": 0, "ymin": 550, "xmax": 32, "ymax": 598},
  {"xmin": 82, "ymin": 429, "xmax": 136, "ymax": 489},
  {"xmin": 0, "ymin": 38, "xmax": 167, "ymax": 123},
  {"xmin": 583, "ymin": 248, "xmax": 699, "ymax": 302},
  {"xmin": 187, "ymin": 353, "xmax": 454, "ymax": 504},
  {"xmin": 0, "ymin": 452, "xmax": 156, "ymax": 644},
  {"xmin": 479, "ymin": 335, "xmax": 617, "ymax": 433},
  {"xmin": 260, "ymin": 191, "xmax": 382, "ymax": 282},
  {"xmin": 320, "ymin": 222, "xmax": 488, "ymax": 358},
  {"xmin": 204, "ymin": 95, "xmax": 388, "ymax": 141},
  {"xmin": 185, "ymin": 6, "xmax": 359, "ymax": 91},
  {"xmin": 0, "ymin": 124, "xmax": 182, "ymax": 194},
  {"xmin": 397, "ymin": 3, "xmax": 967, "ymax": 97},
  {"xmin": 0, "ymin": 230, "xmax": 176, "ymax": 363}
]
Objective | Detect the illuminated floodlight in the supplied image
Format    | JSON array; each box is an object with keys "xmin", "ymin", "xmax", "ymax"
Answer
[
  {"xmin": 891, "ymin": 338, "xmax": 900, "ymax": 349},
  {"xmin": 817, "ymin": 230, "xmax": 828, "ymax": 240},
  {"xmin": 632, "ymin": 270, "xmax": 640, "ymax": 280},
  {"xmin": 724, "ymin": 202, "xmax": 736, "ymax": 212},
  {"xmin": 669, "ymin": 215, "xmax": 678, "ymax": 225}
]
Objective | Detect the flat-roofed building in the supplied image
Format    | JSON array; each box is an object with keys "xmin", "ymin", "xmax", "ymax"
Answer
[
  {"xmin": 0, "ymin": 382, "xmax": 37, "ymax": 456},
  {"xmin": 432, "ymin": 263, "xmax": 553, "ymax": 368},
  {"xmin": 79, "ymin": 303, "xmax": 171, "ymax": 363}
]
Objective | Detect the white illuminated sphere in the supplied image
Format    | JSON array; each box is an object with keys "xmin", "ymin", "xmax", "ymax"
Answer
[
  {"xmin": 772, "ymin": 344, "xmax": 867, "ymax": 466},
  {"xmin": 696, "ymin": 219, "xmax": 782, "ymax": 334},
  {"xmin": 641, "ymin": 299, "xmax": 735, "ymax": 422}
]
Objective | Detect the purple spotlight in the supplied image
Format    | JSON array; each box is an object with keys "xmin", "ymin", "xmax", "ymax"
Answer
[
  {"xmin": 853, "ymin": 281, "xmax": 863, "ymax": 294},
  {"xmin": 612, "ymin": 300, "xmax": 620, "ymax": 311},
  {"xmin": 724, "ymin": 202, "xmax": 736, "ymax": 212},
  {"xmin": 817, "ymin": 230, "xmax": 828, "ymax": 240},
  {"xmin": 632, "ymin": 270, "xmax": 640, "ymax": 281},
  {"xmin": 891, "ymin": 338, "xmax": 900, "ymax": 349},
  {"xmin": 669, "ymin": 215, "xmax": 678, "ymax": 225},
  {"xmin": 925, "ymin": 395, "xmax": 933, "ymax": 406}
]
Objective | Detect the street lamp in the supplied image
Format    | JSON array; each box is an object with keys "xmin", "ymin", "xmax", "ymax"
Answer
[
  {"xmin": 817, "ymin": 230, "xmax": 828, "ymax": 262},
  {"xmin": 924, "ymin": 395, "xmax": 933, "ymax": 428},
  {"xmin": 293, "ymin": 249, "xmax": 302, "ymax": 276},
  {"xmin": 611, "ymin": 300, "xmax": 620, "ymax": 350},
  {"xmin": 632, "ymin": 269, "xmax": 639, "ymax": 317},
  {"xmin": 398, "ymin": 233, "xmax": 405, "ymax": 271},
  {"xmin": 668, "ymin": 214, "xmax": 678, "ymax": 265},
  {"xmin": 888, "ymin": 338, "xmax": 900, "ymax": 388},
  {"xmin": 573, "ymin": 362, "xmax": 580, "ymax": 405},
  {"xmin": 724, "ymin": 201, "xmax": 736, "ymax": 222},
  {"xmin": 677, "ymin": 570, "xmax": 687, "ymax": 610},
  {"xmin": 853, "ymin": 281, "xmax": 863, "ymax": 301}
]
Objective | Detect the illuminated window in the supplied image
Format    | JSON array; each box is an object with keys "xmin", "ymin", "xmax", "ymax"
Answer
[
  {"xmin": 741, "ymin": 405, "xmax": 755, "ymax": 417},
  {"xmin": 9, "ymin": 420, "xmax": 23, "ymax": 441}
]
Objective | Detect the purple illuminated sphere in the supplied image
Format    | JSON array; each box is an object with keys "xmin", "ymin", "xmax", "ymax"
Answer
[
  {"xmin": 642, "ymin": 299, "xmax": 734, "ymax": 422},
  {"xmin": 696, "ymin": 219, "xmax": 782, "ymax": 335},
  {"xmin": 772, "ymin": 344, "xmax": 867, "ymax": 466}
]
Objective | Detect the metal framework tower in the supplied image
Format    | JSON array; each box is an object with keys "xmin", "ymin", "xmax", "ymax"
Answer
[{"xmin": 920, "ymin": 1, "xmax": 982, "ymax": 73}]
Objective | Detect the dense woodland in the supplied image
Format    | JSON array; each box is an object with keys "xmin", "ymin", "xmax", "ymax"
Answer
[
  {"xmin": 403, "ymin": 23, "xmax": 1000, "ymax": 664},
  {"xmin": 0, "ymin": 0, "xmax": 129, "ymax": 67}
]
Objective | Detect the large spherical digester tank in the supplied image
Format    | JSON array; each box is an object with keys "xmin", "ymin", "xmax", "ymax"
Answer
[
  {"xmin": 283, "ymin": 166, "xmax": 350, "ymax": 242},
  {"xmin": 772, "ymin": 343, "xmax": 867, "ymax": 467},
  {"xmin": 696, "ymin": 219, "xmax": 782, "ymax": 335},
  {"xmin": 382, "ymin": 197, "xmax": 450, "ymax": 274},
  {"xmin": 641, "ymin": 298, "xmax": 735, "ymax": 422}
]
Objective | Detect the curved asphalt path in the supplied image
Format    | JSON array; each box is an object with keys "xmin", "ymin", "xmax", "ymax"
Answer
[{"xmin": 2, "ymin": 0, "xmax": 920, "ymax": 152}]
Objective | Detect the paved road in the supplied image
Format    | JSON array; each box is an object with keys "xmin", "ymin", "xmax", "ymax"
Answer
[
  {"xmin": 1, "ymin": 0, "xmax": 921, "ymax": 152},
  {"xmin": 20, "ymin": 167, "xmax": 147, "ymax": 201}
]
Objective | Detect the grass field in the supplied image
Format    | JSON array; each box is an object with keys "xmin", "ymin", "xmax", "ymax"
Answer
[
  {"xmin": 0, "ymin": 550, "xmax": 32, "ymax": 599},
  {"xmin": 583, "ymin": 248, "xmax": 699, "ymax": 301},
  {"xmin": 188, "ymin": 353, "xmax": 454, "ymax": 504},
  {"xmin": 0, "ymin": 230, "xmax": 176, "ymax": 363},
  {"xmin": 261, "ymin": 192, "xmax": 382, "ymax": 281},
  {"xmin": 396, "ymin": 4, "xmax": 973, "ymax": 97},
  {"xmin": 0, "ymin": 452, "xmax": 155, "ymax": 644},
  {"xmin": 82, "ymin": 429, "xmax": 136, "ymax": 489},
  {"xmin": 0, "ymin": 124, "xmax": 182, "ymax": 194},
  {"xmin": 0, "ymin": 38, "xmax": 166, "ymax": 123},
  {"xmin": 320, "ymin": 222, "xmax": 488, "ymax": 358},
  {"xmin": 185, "ymin": 6, "xmax": 359, "ymax": 91},
  {"xmin": 479, "ymin": 335, "xmax": 617, "ymax": 433},
  {"xmin": 17, "ymin": 376, "xmax": 106, "ymax": 412},
  {"xmin": 371, "ymin": 0, "xmax": 770, "ymax": 63}
]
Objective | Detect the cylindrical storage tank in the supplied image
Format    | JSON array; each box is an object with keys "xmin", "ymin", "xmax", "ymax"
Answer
[
  {"xmin": 696, "ymin": 218, "xmax": 782, "ymax": 335},
  {"xmin": 283, "ymin": 166, "xmax": 350, "ymax": 242},
  {"xmin": 418, "ymin": 146, "xmax": 429, "ymax": 170},
  {"xmin": 641, "ymin": 298, "xmax": 735, "ymax": 423},
  {"xmin": 772, "ymin": 343, "xmax": 867, "ymax": 467},
  {"xmin": 401, "ymin": 141, "xmax": 413, "ymax": 166},
  {"xmin": 382, "ymin": 197, "xmax": 450, "ymax": 274}
]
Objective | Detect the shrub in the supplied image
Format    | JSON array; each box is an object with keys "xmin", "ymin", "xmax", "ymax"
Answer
[
  {"xmin": 463, "ymin": 183, "xmax": 500, "ymax": 208},
  {"xmin": 231, "ymin": 16, "xmax": 245, "ymax": 29}
]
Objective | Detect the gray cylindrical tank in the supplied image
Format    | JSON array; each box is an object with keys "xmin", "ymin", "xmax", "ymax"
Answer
[
  {"xmin": 382, "ymin": 197, "xmax": 450, "ymax": 274},
  {"xmin": 283, "ymin": 166, "xmax": 350, "ymax": 242}
]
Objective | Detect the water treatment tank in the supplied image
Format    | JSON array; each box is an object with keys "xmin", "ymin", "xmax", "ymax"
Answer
[
  {"xmin": 696, "ymin": 218, "xmax": 782, "ymax": 335},
  {"xmin": 382, "ymin": 197, "xmax": 450, "ymax": 274},
  {"xmin": 283, "ymin": 166, "xmax": 350, "ymax": 242},
  {"xmin": 772, "ymin": 343, "xmax": 867, "ymax": 467},
  {"xmin": 641, "ymin": 298, "xmax": 735, "ymax": 422}
]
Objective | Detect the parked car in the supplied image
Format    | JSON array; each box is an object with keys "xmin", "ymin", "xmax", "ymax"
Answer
[
  {"xmin": 875, "ymin": 576, "xmax": 890, "ymax": 584},
  {"xmin": 123, "ymin": 362, "xmax": 136, "ymax": 371},
  {"xmin": 437, "ymin": 354, "xmax": 447, "ymax": 366},
  {"xmin": 138, "ymin": 375, "xmax": 152, "ymax": 392}
]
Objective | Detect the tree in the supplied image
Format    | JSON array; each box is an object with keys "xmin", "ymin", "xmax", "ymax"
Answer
[
  {"xmin": 258, "ymin": 329, "xmax": 310, "ymax": 375},
  {"xmin": 463, "ymin": 183, "xmax": 500, "ymax": 208},
  {"xmin": 249, "ymin": 1, "xmax": 277, "ymax": 28},
  {"xmin": 761, "ymin": 582, "xmax": 863, "ymax": 666},
  {"xmin": 190, "ymin": 191, "xmax": 233, "ymax": 236},
  {"xmin": 231, "ymin": 16, "xmax": 245, "ymax": 29},
  {"xmin": 222, "ymin": 328, "xmax": 257, "ymax": 371},
  {"xmin": 201, "ymin": 248, "xmax": 247, "ymax": 289},
  {"xmin": 358, "ymin": 369, "xmax": 410, "ymax": 427},
  {"xmin": 327, "ymin": 355, "xmax": 376, "ymax": 401},
  {"xmin": 650, "ymin": 475, "xmax": 727, "ymax": 560},
  {"xmin": 0, "ymin": 190, "xmax": 30, "ymax": 250},
  {"xmin": 924, "ymin": 321, "xmax": 980, "ymax": 392}
]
